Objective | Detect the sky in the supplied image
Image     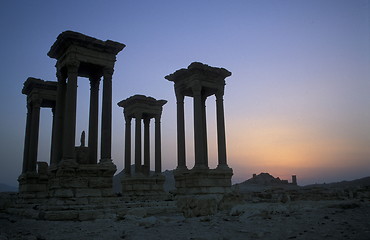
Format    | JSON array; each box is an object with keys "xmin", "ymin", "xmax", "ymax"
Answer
[{"xmin": 0, "ymin": 0, "xmax": 369, "ymax": 187}]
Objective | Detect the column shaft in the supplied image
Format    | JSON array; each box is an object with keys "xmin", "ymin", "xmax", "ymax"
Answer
[
  {"xmin": 193, "ymin": 86, "xmax": 205, "ymax": 167},
  {"xmin": 134, "ymin": 114, "xmax": 142, "ymax": 174},
  {"xmin": 28, "ymin": 100, "xmax": 41, "ymax": 172},
  {"xmin": 201, "ymin": 96, "xmax": 208, "ymax": 167},
  {"xmin": 22, "ymin": 104, "xmax": 32, "ymax": 173},
  {"xmin": 216, "ymin": 93, "xmax": 227, "ymax": 166},
  {"xmin": 155, "ymin": 115, "xmax": 162, "ymax": 173},
  {"xmin": 124, "ymin": 117, "xmax": 131, "ymax": 175},
  {"xmin": 49, "ymin": 107, "xmax": 56, "ymax": 165},
  {"xmin": 143, "ymin": 117, "xmax": 150, "ymax": 176},
  {"xmin": 62, "ymin": 63, "xmax": 79, "ymax": 160},
  {"xmin": 51, "ymin": 74, "xmax": 66, "ymax": 164},
  {"xmin": 88, "ymin": 77, "xmax": 100, "ymax": 164},
  {"xmin": 101, "ymin": 68, "xmax": 113, "ymax": 160},
  {"xmin": 176, "ymin": 93, "xmax": 186, "ymax": 169}
]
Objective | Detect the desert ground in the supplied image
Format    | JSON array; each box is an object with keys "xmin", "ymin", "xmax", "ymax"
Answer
[{"xmin": 1, "ymin": 174, "xmax": 369, "ymax": 240}]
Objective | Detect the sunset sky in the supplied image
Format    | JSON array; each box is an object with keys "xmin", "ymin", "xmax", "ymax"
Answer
[{"xmin": 0, "ymin": 0, "xmax": 369, "ymax": 187}]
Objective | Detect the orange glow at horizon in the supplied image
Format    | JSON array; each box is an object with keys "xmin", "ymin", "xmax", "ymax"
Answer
[{"xmin": 226, "ymin": 117, "xmax": 370, "ymax": 183}]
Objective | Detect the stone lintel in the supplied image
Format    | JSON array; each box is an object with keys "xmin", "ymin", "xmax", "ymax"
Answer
[
  {"xmin": 165, "ymin": 62, "xmax": 231, "ymax": 97},
  {"xmin": 48, "ymin": 31, "xmax": 125, "ymax": 78},
  {"xmin": 22, "ymin": 77, "xmax": 57, "ymax": 108},
  {"xmin": 48, "ymin": 30, "xmax": 125, "ymax": 59},
  {"xmin": 117, "ymin": 94, "xmax": 167, "ymax": 119}
]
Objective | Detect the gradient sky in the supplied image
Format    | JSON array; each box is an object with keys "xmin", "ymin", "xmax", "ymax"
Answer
[{"xmin": 0, "ymin": 0, "xmax": 369, "ymax": 187}]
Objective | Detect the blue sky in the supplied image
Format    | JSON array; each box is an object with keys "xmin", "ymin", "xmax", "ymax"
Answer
[{"xmin": 0, "ymin": 0, "xmax": 369, "ymax": 187}]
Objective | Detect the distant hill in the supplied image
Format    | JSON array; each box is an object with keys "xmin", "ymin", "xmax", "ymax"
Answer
[
  {"xmin": 304, "ymin": 176, "xmax": 370, "ymax": 189},
  {"xmin": 233, "ymin": 173, "xmax": 370, "ymax": 193},
  {"xmin": 0, "ymin": 183, "xmax": 17, "ymax": 192}
]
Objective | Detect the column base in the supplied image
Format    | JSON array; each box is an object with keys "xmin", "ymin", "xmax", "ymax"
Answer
[
  {"xmin": 121, "ymin": 174, "xmax": 166, "ymax": 200},
  {"xmin": 174, "ymin": 167, "xmax": 233, "ymax": 195},
  {"xmin": 18, "ymin": 171, "xmax": 48, "ymax": 196},
  {"xmin": 48, "ymin": 160, "xmax": 117, "ymax": 198},
  {"xmin": 75, "ymin": 146, "xmax": 89, "ymax": 164}
]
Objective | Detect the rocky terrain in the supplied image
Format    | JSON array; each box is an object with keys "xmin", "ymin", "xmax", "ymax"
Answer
[{"xmin": 1, "ymin": 174, "xmax": 369, "ymax": 240}]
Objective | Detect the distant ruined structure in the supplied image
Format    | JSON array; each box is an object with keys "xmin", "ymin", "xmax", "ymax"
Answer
[
  {"xmin": 250, "ymin": 173, "xmax": 298, "ymax": 185},
  {"xmin": 16, "ymin": 31, "xmax": 234, "ymax": 220}
]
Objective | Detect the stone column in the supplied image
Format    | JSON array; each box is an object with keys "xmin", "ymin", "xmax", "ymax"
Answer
[
  {"xmin": 22, "ymin": 103, "xmax": 32, "ymax": 173},
  {"xmin": 51, "ymin": 73, "xmax": 66, "ymax": 165},
  {"xmin": 124, "ymin": 116, "xmax": 132, "ymax": 175},
  {"xmin": 49, "ymin": 107, "xmax": 56, "ymax": 166},
  {"xmin": 155, "ymin": 115, "xmax": 162, "ymax": 173},
  {"xmin": 143, "ymin": 117, "xmax": 150, "ymax": 176},
  {"xmin": 101, "ymin": 68, "xmax": 113, "ymax": 161},
  {"xmin": 201, "ymin": 96, "xmax": 208, "ymax": 167},
  {"xmin": 216, "ymin": 91, "xmax": 227, "ymax": 167},
  {"xmin": 88, "ymin": 76, "xmax": 100, "ymax": 164},
  {"xmin": 134, "ymin": 113, "xmax": 142, "ymax": 174},
  {"xmin": 176, "ymin": 92, "xmax": 186, "ymax": 170},
  {"xmin": 62, "ymin": 61, "xmax": 79, "ymax": 160},
  {"xmin": 28, "ymin": 99, "xmax": 42, "ymax": 172},
  {"xmin": 192, "ymin": 84, "xmax": 205, "ymax": 168}
]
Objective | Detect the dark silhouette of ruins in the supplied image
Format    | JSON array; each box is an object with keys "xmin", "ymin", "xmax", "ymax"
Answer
[
  {"xmin": 118, "ymin": 95, "xmax": 167, "ymax": 197},
  {"xmin": 166, "ymin": 62, "xmax": 233, "ymax": 195},
  {"xmin": 17, "ymin": 31, "xmax": 234, "ymax": 219}
]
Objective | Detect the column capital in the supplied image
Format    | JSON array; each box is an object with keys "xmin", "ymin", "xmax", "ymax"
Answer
[
  {"xmin": 192, "ymin": 83, "xmax": 202, "ymax": 96},
  {"xmin": 134, "ymin": 112, "xmax": 143, "ymax": 119},
  {"xmin": 89, "ymin": 73, "xmax": 101, "ymax": 82},
  {"xmin": 66, "ymin": 60, "xmax": 80, "ymax": 74},
  {"xmin": 32, "ymin": 98, "xmax": 42, "ymax": 108},
  {"xmin": 155, "ymin": 113, "xmax": 162, "ymax": 121},
  {"xmin": 175, "ymin": 89, "xmax": 184, "ymax": 102},
  {"xmin": 26, "ymin": 102, "xmax": 32, "ymax": 111},
  {"xmin": 125, "ymin": 116, "xmax": 132, "ymax": 123},
  {"xmin": 89, "ymin": 77, "xmax": 100, "ymax": 90},
  {"xmin": 56, "ymin": 71, "xmax": 66, "ymax": 82},
  {"xmin": 215, "ymin": 89, "xmax": 224, "ymax": 99},
  {"xmin": 103, "ymin": 67, "xmax": 114, "ymax": 77},
  {"xmin": 143, "ymin": 117, "xmax": 151, "ymax": 124}
]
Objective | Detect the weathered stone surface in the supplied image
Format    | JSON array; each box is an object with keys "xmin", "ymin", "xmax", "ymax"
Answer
[
  {"xmin": 0, "ymin": 193, "xmax": 16, "ymax": 210},
  {"xmin": 89, "ymin": 177, "xmax": 112, "ymax": 188},
  {"xmin": 52, "ymin": 189, "xmax": 74, "ymax": 198},
  {"xmin": 59, "ymin": 177, "xmax": 89, "ymax": 188},
  {"xmin": 122, "ymin": 175, "xmax": 165, "ymax": 197},
  {"xmin": 174, "ymin": 168, "xmax": 233, "ymax": 195},
  {"xmin": 177, "ymin": 195, "xmax": 220, "ymax": 217},
  {"xmin": 44, "ymin": 210, "xmax": 79, "ymax": 221},
  {"xmin": 138, "ymin": 216, "xmax": 158, "ymax": 228},
  {"xmin": 101, "ymin": 188, "xmax": 115, "ymax": 197},
  {"xmin": 78, "ymin": 210, "xmax": 99, "ymax": 221},
  {"xmin": 75, "ymin": 189, "xmax": 101, "ymax": 198},
  {"xmin": 126, "ymin": 208, "xmax": 147, "ymax": 218},
  {"xmin": 218, "ymin": 191, "xmax": 244, "ymax": 210}
]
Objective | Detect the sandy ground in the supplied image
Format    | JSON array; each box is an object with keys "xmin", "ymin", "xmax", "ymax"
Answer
[{"xmin": 1, "ymin": 199, "xmax": 369, "ymax": 240}]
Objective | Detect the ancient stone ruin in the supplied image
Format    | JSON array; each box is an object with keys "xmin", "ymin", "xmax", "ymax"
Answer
[
  {"xmin": 14, "ymin": 31, "xmax": 234, "ymax": 220},
  {"xmin": 18, "ymin": 77, "xmax": 57, "ymax": 195},
  {"xmin": 19, "ymin": 31, "xmax": 124, "ymax": 199},
  {"xmin": 117, "ymin": 95, "xmax": 167, "ymax": 198},
  {"xmin": 165, "ymin": 62, "xmax": 233, "ymax": 195}
]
